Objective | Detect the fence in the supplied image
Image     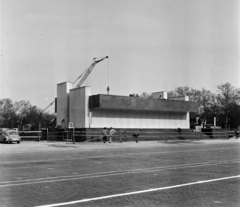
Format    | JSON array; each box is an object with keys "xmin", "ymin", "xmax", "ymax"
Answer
[
  {"xmin": 19, "ymin": 129, "xmax": 239, "ymax": 143},
  {"xmin": 18, "ymin": 131, "xmax": 41, "ymax": 141},
  {"xmin": 87, "ymin": 129, "xmax": 239, "ymax": 142},
  {"xmin": 112, "ymin": 130, "xmax": 238, "ymax": 142},
  {"xmin": 41, "ymin": 129, "xmax": 75, "ymax": 143}
]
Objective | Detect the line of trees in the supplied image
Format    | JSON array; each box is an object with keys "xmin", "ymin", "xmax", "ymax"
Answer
[
  {"xmin": 0, "ymin": 99, "xmax": 55, "ymax": 130},
  {"xmin": 1, "ymin": 82, "xmax": 240, "ymax": 130},
  {"xmin": 140, "ymin": 82, "xmax": 240, "ymax": 129}
]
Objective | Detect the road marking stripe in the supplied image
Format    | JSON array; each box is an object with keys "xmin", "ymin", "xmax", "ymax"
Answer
[
  {"xmin": 1, "ymin": 159, "xmax": 240, "ymax": 187},
  {"xmin": 2, "ymin": 158, "xmax": 240, "ymax": 183},
  {"xmin": 35, "ymin": 175, "xmax": 240, "ymax": 207}
]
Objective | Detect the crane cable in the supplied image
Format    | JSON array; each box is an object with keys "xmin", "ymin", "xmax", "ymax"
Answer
[
  {"xmin": 107, "ymin": 58, "xmax": 110, "ymax": 94},
  {"xmin": 108, "ymin": 57, "xmax": 109, "ymax": 88}
]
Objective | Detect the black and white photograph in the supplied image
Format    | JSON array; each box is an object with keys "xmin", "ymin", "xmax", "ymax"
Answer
[{"xmin": 0, "ymin": 0, "xmax": 240, "ymax": 206}]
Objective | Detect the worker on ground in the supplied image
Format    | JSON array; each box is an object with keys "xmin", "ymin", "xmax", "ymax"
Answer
[
  {"xmin": 102, "ymin": 127, "xmax": 108, "ymax": 143},
  {"xmin": 109, "ymin": 127, "xmax": 116, "ymax": 143},
  {"xmin": 177, "ymin": 128, "xmax": 182, "ymax": 134},
  {"xmin": 132, "ymin": 130, "xmax": 141, "ymax": 143}
]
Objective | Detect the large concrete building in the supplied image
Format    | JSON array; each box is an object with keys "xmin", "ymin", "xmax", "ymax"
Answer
[{"xmin": 56, "ymin": 82, "xmax": 198, "ymax": 129}]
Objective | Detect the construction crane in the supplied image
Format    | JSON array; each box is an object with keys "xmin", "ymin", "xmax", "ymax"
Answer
[
  {"xmin": 40, "ymin": 56, "xmax": 109, "ymax": 114},
  {"xmin": 40, "ymin": 99, "xmax": 56, "ymax": 115},
  {"xmin": 74, "ymin": 56, "xmax": 108, "ymax": 88},
  {"xmin": 39, "ymin": 99, "xmax": 56, "ymax": 130}
]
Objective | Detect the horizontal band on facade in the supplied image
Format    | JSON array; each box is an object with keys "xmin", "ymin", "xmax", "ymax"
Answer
[{"xmin": 89, "ymin": 94, "xmax": 198, "ymax": 113}]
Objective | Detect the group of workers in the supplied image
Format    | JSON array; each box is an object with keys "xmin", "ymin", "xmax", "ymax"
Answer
[
  {"xmin": 129, "ymin": 93, "xmax": 139, "ymax": 97},
  {"xmin": 101, "ymin": 127, "xmax": 141, "ymax": 143},
  {"xmin": 98, "ymin": 127, "xmax": 240, "ymax": 143}
]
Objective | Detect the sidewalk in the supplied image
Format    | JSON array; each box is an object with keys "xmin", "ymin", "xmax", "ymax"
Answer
[
  {"xmin": 2, "ymin": 138, "xmax": 239, "ymax": 155},
  {"xmin": 42, "ymin": 137, "xmax": 240, "ymax": 150}
]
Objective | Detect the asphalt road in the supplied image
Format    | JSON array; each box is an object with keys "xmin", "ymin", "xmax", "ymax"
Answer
[{"xmin": 0, "ymin": 138, "xmax": 240, "ymax": 207}]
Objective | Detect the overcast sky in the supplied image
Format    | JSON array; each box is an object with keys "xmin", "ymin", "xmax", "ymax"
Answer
[{"xmin": 1, "ymin": 0, "xmax": 239, "ymax": 112}]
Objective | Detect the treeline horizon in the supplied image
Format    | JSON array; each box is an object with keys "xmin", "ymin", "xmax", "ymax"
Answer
[
  {"xmin": 0, "ymin": 99, "xmax": 55, "ymax": 129},
  {"xmin": 141, "ymin": 82, "xmax": 240, "ymax": 129},
  {"xmin": 1, "ymin": 82, "xmax": 240, "ymax": 129}
]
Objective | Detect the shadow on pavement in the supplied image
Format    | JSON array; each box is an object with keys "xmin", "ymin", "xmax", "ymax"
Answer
[{"xmin": 48, "ymin": 144, "xmax": 77, "ymax": 148}]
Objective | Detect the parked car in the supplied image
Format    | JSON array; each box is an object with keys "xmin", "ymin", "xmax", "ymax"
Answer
[{"xmin": 0, "ymin": 129, "xmax": 21, "ymax": 144}]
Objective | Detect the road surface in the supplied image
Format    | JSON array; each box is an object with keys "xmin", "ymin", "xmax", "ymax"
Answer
[{"xmin": 0, "ymin": 139, "xmax": 240, "ymax": 207}]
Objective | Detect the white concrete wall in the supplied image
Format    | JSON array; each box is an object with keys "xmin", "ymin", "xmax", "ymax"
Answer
[
  {"xmin": 169, "ymin": 96, "xmax": 189, "ymax": 101},
  {"xmin": 69, "ymin": 86, "xmax": 91, "ymax": 128},
  {"xmin": 57, "ymin": 82, "xmax": 72, "ymax": 126},
  {"xmin": 89, "ymin": 109, "xmax": 189, "ymax": 129},
  {"xmin": 152, "ymin": 91, "xmax": 168, "ymax": 99},
  {"xmin": 59, "ymin": 85, "xmax": 190, "ymax": 129}
]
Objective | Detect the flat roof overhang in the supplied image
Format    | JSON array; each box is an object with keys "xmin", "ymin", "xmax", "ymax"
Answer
[{"xmin": 89, "ymin": 94, "xmax": 199, "ymax": 113}]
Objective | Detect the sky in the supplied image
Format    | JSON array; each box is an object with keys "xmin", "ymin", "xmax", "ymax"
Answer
[{"xmin": 1, "ymin": 0, "xmax": 240, "ymax": 112}]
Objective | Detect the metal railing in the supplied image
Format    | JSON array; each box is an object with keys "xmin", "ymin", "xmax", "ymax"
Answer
[
  {"xmin": 41, "ymin": 130, "xmax": 75, "ymax": 143},
  {"xmin": 18, "ymin": 129, "xmax": 240, "ymax": 143},
  {"xmin": 74, "ymin": 130, "xmax": 240, "ymax": 143},
  {"xmin": 18, "ymin": 131, "xmax": 42, "ymax": 141}
]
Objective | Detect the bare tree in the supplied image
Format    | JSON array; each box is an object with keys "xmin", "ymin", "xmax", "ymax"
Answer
[
  {"xmin": 216, "ymin": 83, "xmax": 240, "ymax": 129},
  {"xmin": 0, "ymin": 98, "xmax": 56, "ymax": 129},
  {"xmin": 140, "ymin": 92, "xmax": 152, "ymax": 99}
]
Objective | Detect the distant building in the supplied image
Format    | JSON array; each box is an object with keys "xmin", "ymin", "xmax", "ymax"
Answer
[{"xmin": 56, "ymin": 82, "xmax": 198, "ymax": 129}]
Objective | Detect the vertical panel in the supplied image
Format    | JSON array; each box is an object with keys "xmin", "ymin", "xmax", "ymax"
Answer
[
  {"xmin": 69, "ymin": 86, "xmax": 91, "ymax": 128},
  {"xmin": 57, "ymin": 82, "xmax": 72, "ymax": 126}
]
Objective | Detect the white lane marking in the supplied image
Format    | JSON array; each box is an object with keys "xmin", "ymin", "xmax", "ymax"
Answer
[
  {"xmin": 1, "ymin": 159, "xmax": 240, "ymax": 187},
  {"xmin": 0, "ymin": 147, "xmax": 239, "ymax": 165},
  {"xmin": 35, "ymin": 175, "xmax": 240, "ymax": 207}
]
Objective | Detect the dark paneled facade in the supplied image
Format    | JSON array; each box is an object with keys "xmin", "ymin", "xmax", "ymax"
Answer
[{"xmin": 89, "ymin": 94, "xmax": 198, "ymax": 113}]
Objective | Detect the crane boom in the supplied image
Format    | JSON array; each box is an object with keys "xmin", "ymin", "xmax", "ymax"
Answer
[
  {"xmin": 76, "ymin": 56, "xmax": 108, "ymax": 88},
  {"xmin": 40, "ymin": 56, "xmax": 108, "ymax": 114},
  {"xmin": 40, "ymin": 99, "xmax": 55, "ymax": 114}
]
